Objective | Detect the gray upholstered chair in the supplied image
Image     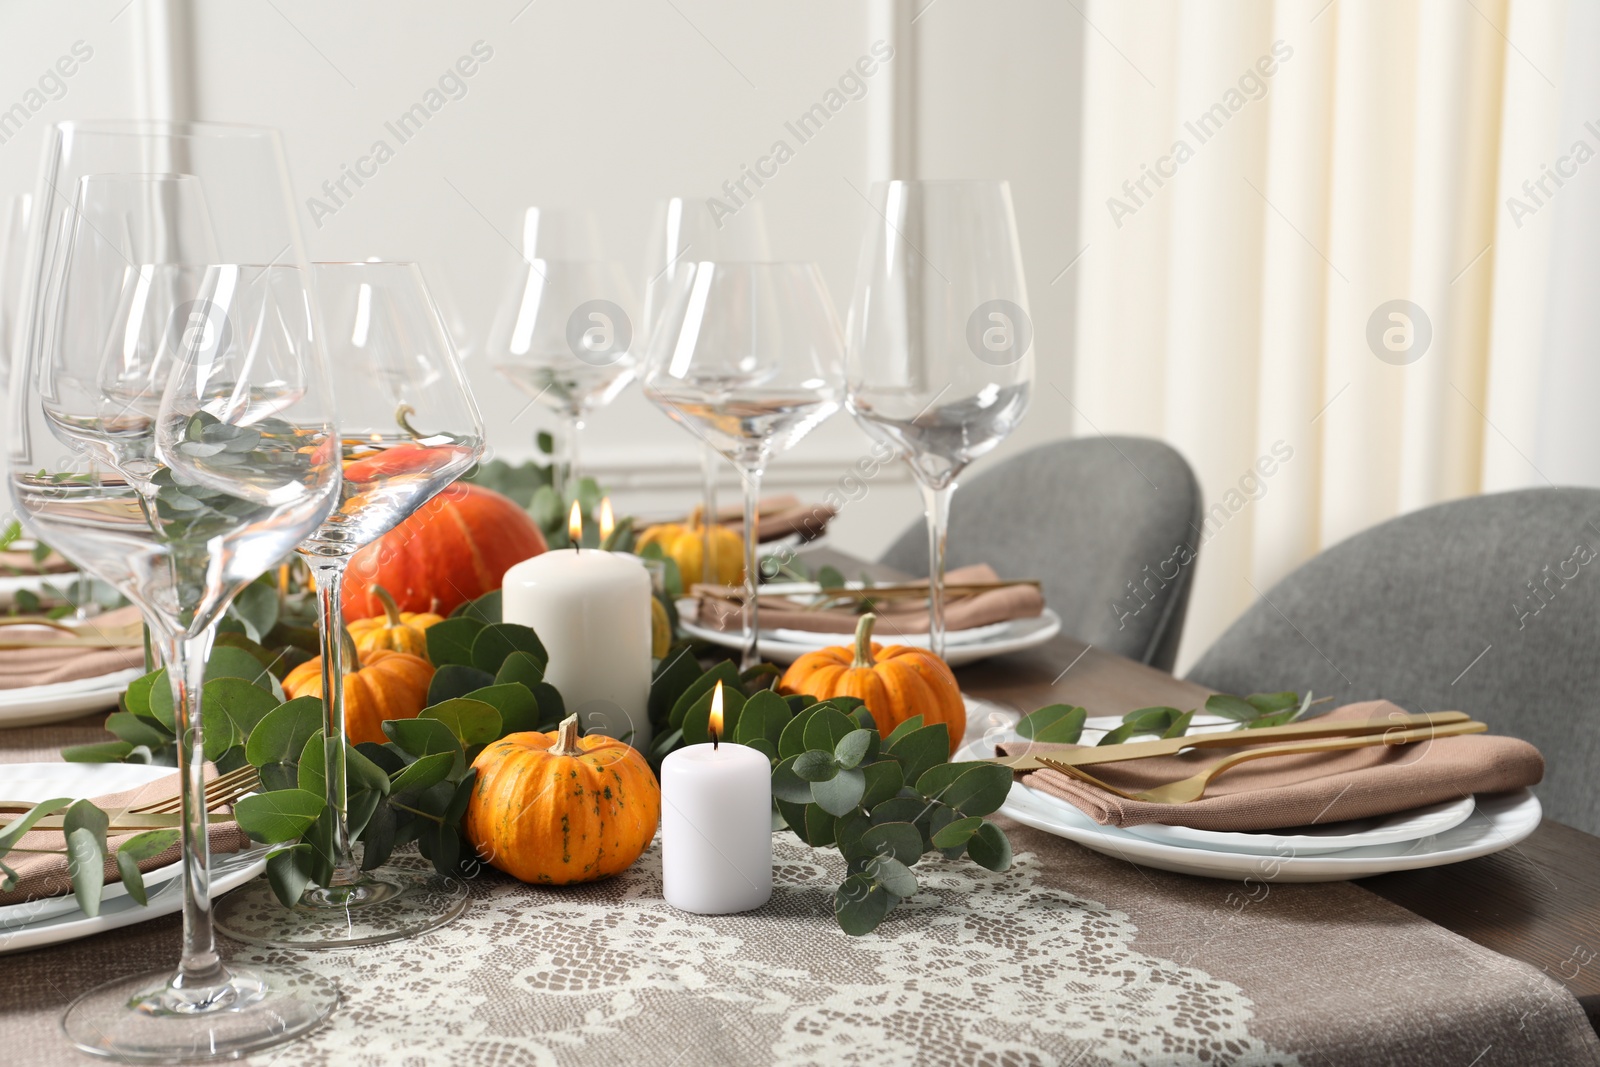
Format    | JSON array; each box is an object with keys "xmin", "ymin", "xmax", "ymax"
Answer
[
  {"xmin": 1187, "ymin": 487, "xmax": 1600, "ymax": 834},
  {"xmin": 879, "ymin": 436, "xmax": 1203, "ymax": 671}
]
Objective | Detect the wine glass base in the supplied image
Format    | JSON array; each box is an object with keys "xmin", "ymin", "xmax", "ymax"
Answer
[
  {"xmin": 212, "ymin": 861, "xmax": 468, "ymax": 949},
  {"xmin": 61, "ymin": 962, "xmax": 338, "ymax": 1063}
]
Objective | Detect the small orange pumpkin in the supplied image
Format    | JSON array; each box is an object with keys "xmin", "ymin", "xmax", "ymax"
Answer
[
  {"xmin": 464, "ymin": 714, "xmax": 661, "ymax": 885},
  {"xmin": 347, "ymin": 584, "xmax": 442, "ymax": 659},
  {"xmin": 282, "ymin": 645, "xmax": 435, "ymax": 746},
  {"xmin": 779, "ymin": 612, "xmax": 966, "ymax": 753}
]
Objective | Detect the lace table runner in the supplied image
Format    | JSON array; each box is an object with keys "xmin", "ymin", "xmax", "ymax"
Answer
[{"xmin": 5, "ymin": 816, "xmax": 1597, "ymax": 1067}]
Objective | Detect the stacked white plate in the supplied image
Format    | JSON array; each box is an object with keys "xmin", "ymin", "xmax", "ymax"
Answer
[
  {"xmin": 0, "ymin": 763, "xmax": 267, "ymax": 954},
  {"xmin": 0, "ymin": 668, "xmax": 145, "ymax": 728},
  {"xmin": 680, "ymin": 584, "xmax": 1062, "ymax": 666},
  {"xmin": 955, "ymin": 698, "xmax": 1541, "ymax": 882}
]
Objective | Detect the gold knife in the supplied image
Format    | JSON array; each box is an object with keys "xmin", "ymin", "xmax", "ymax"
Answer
[{"xmin": 984, "ymin": 710, "xmax": 1472, "ymax": 772}]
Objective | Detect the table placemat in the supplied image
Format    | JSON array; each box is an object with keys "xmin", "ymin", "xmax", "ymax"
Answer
[{"xmin": 3, "ymin": 815, "xmax": 1596, "ymax": 1066}]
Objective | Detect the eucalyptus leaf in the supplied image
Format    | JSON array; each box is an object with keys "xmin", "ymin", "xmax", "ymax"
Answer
[
  {"xmin": 917, "ymin": 763, "xmax": 1011, "ymax": 817},
  {"xmin": 383, "ymin": 717, "xmax": 467, "ymax": 777},
  {"xmin": 346, "ymin": 787, "xmax": 383, "ymax": 839},
  {"xmin": 1206, "ymin": 693, "xmax": 1259, "ymax": 722},
  {"xmin": 265, "ymin": 843, "xmax": 314, "ymax": 906},
  {"xmin": 425, "ymin": 618, "xmax": 485, "ymax": 668},
  {"xmin": 114, "ymin": 829, "xmax": 180, "ymax": 906},
  {"xmin": 245, "ymin": 697, "xmax": 323, "ymax": 769},
  {"xmin": 201, "ymin": 677, "xmax": 281, "ymax": 760},
  {"xmin": 1246, "ymin": 691, "xmax": 1299, "ymax": 715},
  {"xmin": 802, "ymin": 707, "xmax": 856, "ymax": 755},
  {"xmin": 669, "ymin": 660, "xmax": 740, "ymax": 730},
  {"xmin": 452, "ymin": 589, "xmax": 503, "ymax": 624},
  {"xmin": 358, "ymin": 799, "xmax": 397, "ymax": 870},
  {"xmin": 471, "ymin": 623, "xmax": 548, "ymax": 676},
  {"xmin": 810, "ymin": 766, "xmax": 866, "ymax": 816},
  {"xmin": 792, "ymin": 750, "xmax": 839, "ymax": 783},
  {"xmin": 834, "ymin": 729, "xmax": 874, "ymax": 770},
  {"xmin": 423, "ymin": 698, "xmax": 504, "ymax": 747},
  {"xmin": 860, "ymin": 820, "xmax": 923, "ymax": 865},
  {"xmin": 490, "ymin": 653, "xmax": 544, "ymax": 699},
  {"xmin": 1016, "ymin": 703, "xmax": 1087, "ymax": 744},
  {"xmin": 297, "ymin": 730, "xmax": 326, "ymax": 796},
  {"xmin": 834, "ymin": 873, "xmax": 892, "ymax": 935},
  {"xmin": 930, "ymin": 815, "xmax": 985, "ymax": 849},
  {"xmin": 390, "ymin": 750, "xmax": 454, "ymax": 794},
  {"xmin": 105, "ymin": 712, "xmax": 170, "ymax": 749},
  {"xmin": 61, "ymin": 741, "xmax": 136, "ymax": 763},
  {"xmin": 778, "ymin": 706, "xmax": 822, "ymax": 760},
  {"xmin": 63, "ymin": 799, "xmax": 109, "ymax": 917},
  {"xmin": 649, "ymin": 645, "xmax": 702, "ymax": 728},
  {"xmin": 882, "ymin": 714, "xmax": 925, "ymax": 746},
  {"xmin": 885, "ymin": 723, "xmax": 949, "ymax": 786},
  {"xmin": 0, "ymin": 797, "xmax": 72, "ymax": 851},
  {"xmin": 682, "ymin": 683, "xmax": 745, "ymax": 746},
  {"xmin": 859, "ymin": 759, "xmax": 904, "ymax": 809},
  {"xmin": 866, "ymin": 855, "xmax": 918, "ymax": 898},
  {"xmin": 734, "ymin": 689, "xmax": 792, "ymax": 750},
  {"xmin": 771, "ymin": 755, "xmax": 815, "ymax": 805},
  {"xmin": 804, "ymin": 804, "xmax": 837, "ymax": 847},
  {"xmin": 234, "ymin": 788, "xmax": 326, "ymax": 844},
  {"xmin": 463, "ymin": 684, "xmax": 540, "ymax": 734},
  {"xmin": 967, "ymin": 821, "xmax": 1012, "ymax": 871},
  {"xmin": 427, "ymin": 664, "xmax": 497, "ymax": 705}
]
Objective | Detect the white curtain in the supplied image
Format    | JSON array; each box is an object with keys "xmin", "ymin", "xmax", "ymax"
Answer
[{"xmin": 1072, "ymin": 0, "xmax": 1598, "ymax": 670}]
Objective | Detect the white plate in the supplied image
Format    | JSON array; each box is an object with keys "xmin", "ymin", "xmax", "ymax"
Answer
[
  {"xmin": 0, "ymin": 668, "xmax": 142, "ymax": 727},
  {"xmin": 0, "ymin": 763, "xmax": 266, "ymax": 952},
  {"xmin": 682, "ymin": 606, "xmax": 1063, "ymax": 667},
  {"xmin": 0, "ymin": 847, "xmax": 266, "ymax": 954},
  {"xmin": 954, "ymin": 730, "xmax": 1542, "ymax": 881},
  {"xmin": 1122, "ymin": 796, "xmax": 1477, "ymax": 856}
]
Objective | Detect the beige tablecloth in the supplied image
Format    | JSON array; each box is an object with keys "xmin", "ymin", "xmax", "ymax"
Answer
[{"xmin": 3, "ymin": 720, "xmax": 1598, "ymax": 1066}]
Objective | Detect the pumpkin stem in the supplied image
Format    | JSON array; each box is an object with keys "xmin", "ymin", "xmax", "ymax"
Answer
[
  {"xmin": 395, "ymin": 402, "xmax": 427, "ymax": 440},
  {"xmin": 338, "ymin": 622, "xmax": 361, "ymax": 674},
  {"xmin": 372, "ymin": 584, "xmax": 404, "ymax": 627},
  {"xmin": 852, "ymin": 612, "xmax": 878, "ymax": 669},
  {"xmin": 688, "ymin": 503, "xmax": 704, "ymax": 529},
  {"xmin": 551, "ymin": 713, "xmax": 584, "ymax": 756}
]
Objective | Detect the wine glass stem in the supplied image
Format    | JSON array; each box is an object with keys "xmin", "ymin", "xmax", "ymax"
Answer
[
  {"xmin": 701, "ymin": 442, "xmax": 719, "ymax": 573},
  {"xmin": 167, "ymin": 625, "xmax": 226, "ymax": 988},
  {"xmin": 308, "ymin": 556, "xmax": 353, "ymax": 868},
  {"xmin": 919, "ymin": 481, "xmax": 954, "ymax": 660},
  {"xmin": 562, "ymin": 412, "xmax": 584, "ymax": 502},
  {"xmin": 740, "ymin": 466, "xmax": 763, "ymax": 670}
]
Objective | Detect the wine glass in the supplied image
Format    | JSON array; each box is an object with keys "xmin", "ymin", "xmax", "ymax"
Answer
[
  {"xmin": 641, "ymin": 262, "xmax": 844, "ymax": 668},
  {"xmin": 0, "ymin": 192, "xmax": 31, "ymax": 378},
  {"xmin": 844, "ymin": 180, "xmax": 1034, "ymax": 658},
  {"xmin": 487, "ymin": 207, "xmax": 636, "ymax": 498},
  {"xmin": 643, "ymin": 196, "xmax": 772, "ymax": 561},
  {"xmin": 10, "ymin": 121, "xmax": 340, "ymax": 1062},
  {"xmin": 212, "ymin": 260, "xmax": 484, "ymax": 948}
]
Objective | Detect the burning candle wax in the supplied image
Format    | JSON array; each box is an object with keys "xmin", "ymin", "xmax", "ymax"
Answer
[
  {"xmin": 660, "ymin": 681, "xmax": 773, "ymax": 914},
  {"xmin": 502, "ymin": 502, "xmax": 652, "ymax": 749}
]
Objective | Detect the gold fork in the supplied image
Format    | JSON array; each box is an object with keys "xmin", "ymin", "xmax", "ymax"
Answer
[
  {"xmin": 1, "ymin": 763, "xmax": 262, "ymax": 825},
  {"xmin": 1040, "ymin": 720, "xmax": 1487, "ymax": 804}
]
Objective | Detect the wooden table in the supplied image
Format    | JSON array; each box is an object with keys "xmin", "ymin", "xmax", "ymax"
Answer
[{"xmin": 807, "ymin": 547, "xmax": 1600, "ymax": 1031}]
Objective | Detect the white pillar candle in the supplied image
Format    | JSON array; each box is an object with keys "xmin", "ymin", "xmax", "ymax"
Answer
[
  {"xmin": 660, "ymin": 683, "xmax": 773, "ymax": 914},
  {"xmin": 501, "ymin": 515, "xmax": 653, "ymax": 750}
]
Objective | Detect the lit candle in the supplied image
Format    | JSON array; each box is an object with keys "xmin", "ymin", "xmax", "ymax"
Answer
[
  {"xmin": 660, "ymin": 681, "xmax": 773, "ymax": 914},
  {"xmin": 599, "ymin": 496, "xmax": 615, "ymax": 544},
  {"xmin": 501, "ymin": 502, "xmax": 653, "ymax": 748}
]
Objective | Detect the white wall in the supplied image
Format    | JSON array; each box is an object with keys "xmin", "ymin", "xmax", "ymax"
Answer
[{"xmin": 0, "ymin": 0, "xmax": 1082, "ymax": 588}]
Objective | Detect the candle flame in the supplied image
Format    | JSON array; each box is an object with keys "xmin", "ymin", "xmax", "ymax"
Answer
[
  {"xmin": 568, "ymin": 499, "xmax": 583, "ymax": 546},
  {"xmin": 709, "ymin": 679, "xmax": 724, "ymax": 740},
  {"xmin": 599, "ymin": 496, "xmax": 615, "ymax": 543}
]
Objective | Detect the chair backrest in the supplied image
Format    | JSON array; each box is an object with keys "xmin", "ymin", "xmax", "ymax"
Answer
[
  {"xmin": 1187, "ymin": 487, "xmax": 1600, "ymax": 834},
  {"xmin": 878, "ymin": 436, "xmax": 1203, "ymax": 670}
]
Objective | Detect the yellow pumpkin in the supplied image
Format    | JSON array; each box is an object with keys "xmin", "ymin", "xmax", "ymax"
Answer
[
  {"xmin": 347, "ymin": 584, "xmax": 442, "ymax": 659},
  {"xmin": 637, "ymin": 507, "xmax": 743, "ymax": 588},
  {"xmin": 779, "ymin": 612, "xmax": 966, "ymax": 754},
  {"xmin": 464, "ymin": 714, "xmax": 661, "ymax": 885},
  {"xmin": 283, "ymin": 647, "xmax": 435, "ymax": 746}
]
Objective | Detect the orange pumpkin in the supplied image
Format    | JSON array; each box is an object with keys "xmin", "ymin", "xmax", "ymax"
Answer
[
  {"xmin": 341, "ymin": 483, "xmax": 547, "ymax": 619},
  {"xmin": 779, "ymin": 612, "xmax": 966, "ymax": 753},
  {"xmin": 347, "ymin": 584, "xmax": 442, "ymax": 659},
  {"xmin": 464, "ymin": 714, "xmax": 661, "ymax": 885},
  {"xmin": 283, "ymin": 647, "xmax": 435, "ymax": 746}
]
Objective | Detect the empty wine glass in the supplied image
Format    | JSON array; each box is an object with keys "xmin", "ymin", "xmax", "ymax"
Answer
[
  {"xmin": 642, "ymin": 262, "xmax": 843, "ymax": 668},
  {"xmin": 212, "ymin": 260, "xmax": 483, "ymax": 948},
  {"xmin": 845, "ymin": 180, "xmax": 1034, "ymax": 658},
  {"xmin": 488, "ymin": 207, "xmax": 636, "ymax": 498},
  {"xmin": 11, "ymin": 121, "xmax": 340, "ymax": 1062},
  {"xmin": 643, "ymin": 196, "xmax": 772, "ymax": 561}
]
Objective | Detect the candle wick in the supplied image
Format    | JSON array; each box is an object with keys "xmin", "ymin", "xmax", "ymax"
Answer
[{"xmin": 711, "ymin": 728, "xmax": 719, "ymax": 751}]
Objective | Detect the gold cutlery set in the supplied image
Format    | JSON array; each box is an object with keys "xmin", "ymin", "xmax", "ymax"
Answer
[
  {"xmin": 989, "ymin": 711, "xmax": 1484, "ymax": 804},
  {"xmin": 1, "ymin": 764, "xmax": 261, "ymax": 832}
]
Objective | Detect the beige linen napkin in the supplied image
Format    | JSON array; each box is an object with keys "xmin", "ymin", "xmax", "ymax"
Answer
[
  {"xmin": 690, "ymin": 563, "xmax": 1045, "ymax": 635},
  {"xmin": 0, "ymin": 547, "xmax": 74, "ymax": 575},
  {"xmin": 0, "ymin": 606, "xmax": 147, "ymax": 690},
  {"xmin": 0, "ymin": 771, "xmax": 250, "ymax": 907},
  {"xmin": 662, "ymin": 495, "xmax": 837, "ymax": 543},
  {"xmin": 999, "ymin": 700, "xmax": 1544, "ymax": 831}
]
